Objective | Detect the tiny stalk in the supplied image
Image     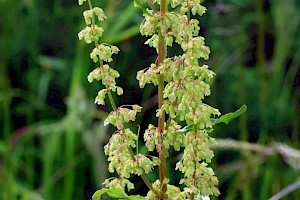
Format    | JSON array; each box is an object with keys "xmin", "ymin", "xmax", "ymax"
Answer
[{"xmin": 77, "ymin": 0, "xmax": 241, "ymax": 199}]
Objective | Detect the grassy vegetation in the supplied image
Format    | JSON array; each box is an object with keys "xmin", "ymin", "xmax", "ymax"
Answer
[{"xmin": 0, "ymin": 0, "xmax": 299, "ymax": 199}]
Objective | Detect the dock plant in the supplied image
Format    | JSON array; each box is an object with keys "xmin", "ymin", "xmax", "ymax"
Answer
[{"xmin": 78, "ymin": 0, "xmax": 246, "ymax": 199}]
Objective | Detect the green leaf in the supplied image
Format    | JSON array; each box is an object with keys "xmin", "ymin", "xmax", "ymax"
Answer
[
  {"xmin": 92, "ymin": 190, "xmax": 106, "ymax": 200},
  {"xmin": 133, "ymin": 0, "xmax": 144, "ymax": 9},
  {"xmin": 92, "ymin": 188, "xmax": 128, "ymax": 200},
  {"xmin": 106, "ymin": 188, "xmax": 128, "ymax": 198},
  {"xmin": 133, "ymin": 0, "xmax": 151, "ymax": 16},
  {"xmin": 175, "ymin": 105, "xmax": 247, "ymax": 134},
  {"xmin": 212, "ymin": 105, "xmax": 247, "ymax": 125},
  {"xmin": 92, "ymin": 188, "xmax": 146, "ymax": 200},
  {"xmin": 127, "ymin": 195, "xmax": 147, "ymax": 200}
]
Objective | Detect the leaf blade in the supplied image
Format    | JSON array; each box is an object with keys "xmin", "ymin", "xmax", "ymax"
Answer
[
  {"xmin": 92, "ymin": 188, "xmax": 128, "ymax": 200},
  {"xmin": 214, "ymin": 105, "xmax": 247, "ymax": 125}
]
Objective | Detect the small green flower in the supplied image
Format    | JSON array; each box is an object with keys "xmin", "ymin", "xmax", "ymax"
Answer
[
  {"xmin": 93, "ymin": 7, "xmax": 106, "ymax": 21},
  {"xmin": 143, "ymin": 124, "xmax": 159, "ymax": 151},
  {"xmin": 78, "ymin": 0, "xmax": 86, "ymax": 6},
  {"xmin": 90, "ymin": 44, "xmax": 119, "ymax": 63},
  {"xmin": 95, "ymin": 89, "xmax": 108, "ymax": 105},
  {"xmin": 87, "ymin": 67, "xmax": 102, "ymax": 83},
  {"xmin": 104, "ymin": 107, "xmax": 141, "ymax": 129},
  {"xmin": 132, "ymin": 104, "xmax": 142, "ymax": 112},
  {"xmin": 137, "ymin": 63, "xmax": 160, "ymax": 88},
  {"xmin": 170, "ymin": 0, "xmax": 181, "ymax": 8},
  {"xmin": 103, "ymin": 178, "xmax": 135, "ymax": 191},
  {"xmin": 87, "ymin": 64, "xmax": 120, "ymax": 90},
  {"xmin": 140, "ymin": 12, "xmax": 160, "ymax": 36},
  {"xmin": 116, "ymin": 87, "xmax": 123, "ymax": 95},
  {"xmin": 83, "ymin": 9, "xmax": 93, "ymax": 25},
  {"xmin": 145, "ymin": 34, "xmax": 158, "ymax": 49}
]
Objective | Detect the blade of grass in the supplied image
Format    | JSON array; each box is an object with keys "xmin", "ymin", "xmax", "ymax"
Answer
[
  {"xmin": 63, "ymin": 38, "xmax": 86, "ymax": 200},
  {"xmin": 42, "ymin": 131, "xmax": 62, "ymax": 200},
  {"xmin": 103, "ymin": 3, "xmax": 139, "ymax": 41},
  {"xmin": 106, "ymin": 25, "xmax": 140, "ymax": 44},
  {"xmin": 38, "ymin": 153, "xmax": 85, "ymax": 195}
]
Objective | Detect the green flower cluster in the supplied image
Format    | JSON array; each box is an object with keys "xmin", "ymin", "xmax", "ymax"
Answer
[
  {"xmin": 79, "ymin": 0, "xmax": 158, "ymax": 192},
  {"xmin": 146, "ymin": 179, "xmax": 183, "ymax": 199},
  {"xmin": 78, "ymin": 0, "xmax": 123, "ymax": 104},
  {"xmin": 80, "ymin": 0, "xmax": 222, "ymax": 198},
  {"xmin": 87, "ymin": 64, "xmax": 121, "ymax": 95},
  {"xmin": 137, "ymin": 0, "xmax": 220, "ymax": 197},
  {"xmin": 104, "ymin": 128, "xmax": 158, "ymax": 177},
  {"xmin": 90, "ymin": 44, "xmax": 119, "ymax": 63},
  {"xmin": 171, "ymin": 0, "xmax": 207, "ymax": 16},
  {"xmin": 175, "ymin": 130, "xmax": 219, "ymax": 196},
  {"xmin": 104, "ymin": 105, "xmax": 142, "ymax": 129},
  {"xmin": 103, "ymin": 177, "xmax": 134, "ymax": 191},
  {"xmin": 144, "ymin": 120, "xmax": 183, "ymax": 156},
  {"xmin": 146, "ymin": 178, "xmax": 213, "ymax": 200},
  {"xmin": 78, "ymin": 25, "xmax": 104, "ymax": 44}
]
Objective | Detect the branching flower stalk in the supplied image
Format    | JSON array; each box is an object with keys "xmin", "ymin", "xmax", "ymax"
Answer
[
  {"xmin": 78, "ymin": 0, "xmax": 158, "ymax": 195},
  {"xmin": 78, "ymin": 0, "xmax": 221, "ymax": 199}
]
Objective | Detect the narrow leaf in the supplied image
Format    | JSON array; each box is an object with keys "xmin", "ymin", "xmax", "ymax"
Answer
[
  {"xmin": 133, "ymin": 0, "xmax": 151, "ymax": 16},
  {"xmin": 127, "ymin": 195, "xmax": 147, "ymax": 200},
  {"xmin": 175, "ymin": 105, "xmax": 247, "ymax": 134},
  {"xmin": 213, "ymin": 105, "xmax": 247, "ymax": 125},
  {"xmin": 92, "ymin": 188, "xmax": 128, "ymax": 200},
  {"xmin": 106, "ymin": 188, "xmax": 128, "ymax": 198},
  {"xmin": 92, "ymin": 189, "xmax": 107, "ymax": 200},
  {"xmin": 133, "ymin": 0, "xmax": 144, "ymax": 8}
]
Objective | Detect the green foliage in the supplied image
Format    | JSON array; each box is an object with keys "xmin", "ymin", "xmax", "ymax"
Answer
[
  {"xmin": 212, "ymin": 105, "xmax": 247, "ymax": 126},
  {"xmin": 92, "ymin": 188, "xmax": 146, "ymax": 200}
]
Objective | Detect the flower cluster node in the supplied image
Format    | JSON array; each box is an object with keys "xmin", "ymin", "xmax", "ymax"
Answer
[
  {"xmin": 144, "ymin": 124, "xmax": 159, "ymax": 151},
  {"xmin": 137, "ymin": 63, "xmax": 160, "ymax": 88},
  {"xmin": 104, "ymin": 128, "xmax": 158, "ymax": 178},
  {"xmin": 87, "ymin": 64, "xmax": 120, "ymax": 90},
  {"xmin": 103, "ymin": 177, "xmax": 134, "ymax": 191},
  {"xmin": 90, "ymin": 44, "xmax": 119, "ymax": 63},
  {"xmin": 78, "ymin": 25, "xmax": 104, "ymax": 44},
  {"xmin": 104, "ymin": 106, "xmax": 142, "ymax": 129}
]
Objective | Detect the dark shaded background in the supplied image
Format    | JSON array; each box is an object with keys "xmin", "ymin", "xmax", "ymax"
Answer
[{"xmin": 0, "ymin": 0, "xmax": 299, "ymax": 199}]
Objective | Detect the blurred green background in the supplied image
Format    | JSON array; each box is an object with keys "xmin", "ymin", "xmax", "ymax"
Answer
[{"xmin": 0, "ymin": 0, "xmax": 299, "ymax": 199}]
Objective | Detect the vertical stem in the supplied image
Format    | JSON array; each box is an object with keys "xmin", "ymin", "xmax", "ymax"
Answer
[
  {"xmin": 190, "ymin": 125, "xmax": 197, "ymax": 200},
  {"xmin": 107, "ymin": 89, "xmax": 118, "ymax": 111},
  {"xmin": 63, "ymin": 40, "xmax": 85, "ymax": 200},
  {"xmin": 158, "ymin": 0, "xmax": 167, "ymax": 198}
]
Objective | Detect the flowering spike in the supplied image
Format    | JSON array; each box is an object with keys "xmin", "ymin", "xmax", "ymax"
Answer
[{"xmin": 80, "ymin": 0, "xmax": 222, "ymax": 199}]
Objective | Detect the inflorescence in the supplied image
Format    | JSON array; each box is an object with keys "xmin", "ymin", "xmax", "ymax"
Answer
[{"xmin": 78, "ymin": 0, "xmax": 220, "ymax": 198}]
